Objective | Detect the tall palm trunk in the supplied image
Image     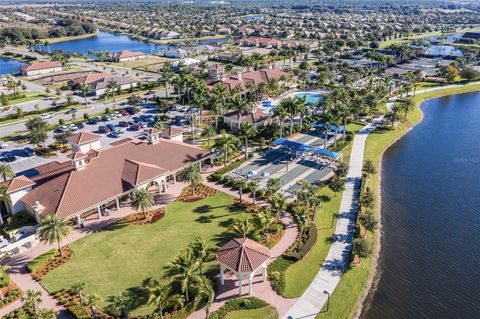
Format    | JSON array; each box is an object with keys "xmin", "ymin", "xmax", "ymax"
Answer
[
  {"xmin": 289, "ymin": 116, "xmax": 294, "ymax": 136},
  {"xmin": 244, "ymin": 137, "xmax": 248, "ymax": 159},
  {"xmin": 239, "ymin": 187, "xmax": 243, "ymax": 203}
]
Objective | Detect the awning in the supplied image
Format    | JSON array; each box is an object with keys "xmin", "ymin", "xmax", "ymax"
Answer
[
  {"xmin": 313, "ymin": 148, "xmax": 342, "ymax": 160},
  {"xmin": 309, "ymin": 122, "xmax": 345, "ymax": 133},
  {"xmin": 271, "ymin": 138, "xmax": 312, "ymax": 152}
]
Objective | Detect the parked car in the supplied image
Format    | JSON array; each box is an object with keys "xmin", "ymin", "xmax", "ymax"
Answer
[
  {"xmin": 126, "ymin": 107, "xmax": 137, "ymax": 115},
  {"xmin": 101, "ymin": 115, "xmax": 112, "ymax": 122},
  {"xmin": 119, "ymin": 121, "xmax": 129, "ymax": 127},
  {"xmin": 120, "ymin": 110, "xmax": 129, "ymax": 116},
  {"xmin": 1, "ymin": 153, "xmax": 16, "ymax": 162},
  {"xmin": 0, "ymin": 142, "xmax": 9, "ymax": 149},
  {"xmin": 113, "ymin": 111, "xmax": 121, "ymax": 117},
  {"xmin": 22, "ymin": 147, "xmax": 35, "ymax": 157},
  {"xmin": 140, "ymin": 122, "xmax": 147, "ymax": 128},
  {"xmin": 41, "ymin": 113, "xmax": 53, "ymax": 119},
  {"xmin": 109, "ymin": 130, "xmax": 121, "ymax": 138},
  {"xmin": 128, "ymin": 120, "xmax": 136, "ymax": 126},
  {"xmin": 66, "ymin": 108, "xmax": 77, "ymax": 114},
  {"xmin": 68, "ymin": 124, "xmax": 78, "ymax": 131},
  {"xmin": 130, "ymin": 124, "xmax": 141, "ymax": 131},
  {"xmin": 99, "ymin": 126, "xmax": 111, "ymax": 133},
  {"xmin": 58, "ymin": 125, "xmax": 69, "ymax": 132},
  {"xmin": 88, "ymin": 118, "xmax": 99, "ymax": 125},
  {"xmin": 106, "ymin": 123, "xmax": 115, "ymax": 131},
  {"xmin": 76, "ymin": 123, "xmax": 85, "ymax": 129}
]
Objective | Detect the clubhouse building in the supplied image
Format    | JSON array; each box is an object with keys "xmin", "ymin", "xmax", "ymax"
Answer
[{"xmin": 3, "ymin": 130, "xmax": 211, "ymax": 224}]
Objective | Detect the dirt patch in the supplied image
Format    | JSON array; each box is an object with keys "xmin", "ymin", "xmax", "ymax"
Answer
[
  {"xmin": 31, "ymin": 246, "xmax": 74, "ymax": 281},
  {"xmin": 124, "ymin": 207, "xmax": 165, "ymax": 225},
  {"xmin": 177, "ymin": 184, "xmax": 219, "ymax": 201}
]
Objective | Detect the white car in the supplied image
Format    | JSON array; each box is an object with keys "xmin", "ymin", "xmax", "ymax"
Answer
[
  {"xmin": 68, "ymin": 124, "xmax": 78, "ymax": 131},
  {"xmin": 41, "ymin": 113, "xmax": 53, "ymax": 119},
  {"xmin": 0, "ymin": 142, "xmax": 9, "ymax": 149}
]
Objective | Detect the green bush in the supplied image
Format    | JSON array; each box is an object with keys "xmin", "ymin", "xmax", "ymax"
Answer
[
  {"xmin": 2, "ymin": 210, "xmax": 37, "ymax": 234},
  {"xmin": 267, "ymin": 256, "xmax": 295, "ymax": 294},
  {"xmin": 67, "ymin": 305, "xmax": 90, "ymax": 319},
  {"xmin": 285, "ymin": 224, "xmax": 317, "ymax": 260},
  {"xmin": 27, "ymin": 249, "xmax": 56, "ymax": 273},
  {"xmin": 0, "ymin": 273, "xmax": 10, "ymax": 288},
  {"xmin": 209, "ymin": 297, "xmax": 269, "ymax": 319}
]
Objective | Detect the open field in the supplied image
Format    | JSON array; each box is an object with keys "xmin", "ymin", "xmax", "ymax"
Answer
[
  {"xmin": 112, "ymin": 55, "xmax": 168, "ymax": 69},
  {"xmin": 41, "ymin": 192, "xmax": 247, "ymax": 316},
  {"xmin": 379, "ymin": 28, "xmax": 480, "ymax": 48},
  {"xmin": 225, "ymin": 306, "xmax": 278, "ymax": 319}
]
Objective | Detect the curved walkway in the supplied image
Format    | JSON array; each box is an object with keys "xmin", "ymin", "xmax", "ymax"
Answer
[{"xmin": 283, "ymin": 124, "xmax": 376, "ymax": 319}]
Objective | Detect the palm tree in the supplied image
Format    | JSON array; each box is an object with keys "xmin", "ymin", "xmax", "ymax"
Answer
[
  {"xmin": 0, "ymin": 185, "xmax": 11, "ymax": 225},
  {"xmin": 229, "ymin": 216, "xmax": 253, "ymax": 238},
  {"xmin": 6, "ymin": 77, "xmax": 20, "ymax": 96},
  {"xmin": 362, "ymin": 160, "xmax": 377, "ymax": 179},
  {"xmin": 85, "ymin": 294, "xmax": 100, "ymax": 319},
  {"xmin": 248, "ymin": 180, "xmax": 260, "ymax": 205},
  {"xmin": 39, "ymin": 214, "xmax": 72, "ymax": 257},
  {"xmin": 78, "ymin": 84, "xmax": 91, "ymax": 107},
  {"xmin": 400, "ymin": 97, "xmax": 416, "ymax": 119},
  {"xmin": 236, "ymin": 179, "xmax": 247, "ymax": 204},
  {"xmin": 293, "ymin": 206, "xmax": 309, "ymax": 244},
  {"xmin": 214, "ymin": 130, "xmax": 238, "ymax": 167},
  {"xmin": 265, "ymin": 177, "xmax": 282, "ymax": 199},
  {"xmin": 106, "ymin": 80, "xmax": 120, "ymax": 109},
  {"xmin": 194, "ymin": 277, "xmax": 215, "ymax": 319},
  {"xmin": 23, "ymin": 289, "xmax": 42, "ymax": 315},
  {"xmin": 182, "ymin": 163, "xmax": 202, "ymax": 195},
  {"xmin": 168, "ymin": 249, "xmax": 200, "ymax": 302},
  {"xmin": 201, "ymin": 125, "xmax": 216, "ymax": 147},
  {"xmin": 107, "ymin": 291, "xmax": 136, "ymax": 319},
  {"xmin": 238, "ymin": 121, "xmax": 256, "ymax": 160},
  {"xmin": 267, "ymin": 193, "xmax": 287, "ymax": 221},
  {"xmin": 272, "ymin": 103, "xmax": 288, "ymax": 138},
  {"xmin": 145, "ymin": 280, "xmax": 184, "ymax": 319},
  {"xmin": 0, "ymin": 163, "xmax": 15, "ymax": 181},
  {"xmin": 230, "ymin": 95, "xmax": 249, "ymax": 131},
  {"xmin": 132, "ymin": 188, "xmax": 154, "ymax": 219},
  {"xmin": 71, "ymin": 282, "xmax": 86, "ymax": 306},
  {"xmin": 189, "ymin": 237, "xmax": 209, "ymax": 274},
  {"xmin": 0, "ymin": 254, "xmax": 10, "ymax": 301}
]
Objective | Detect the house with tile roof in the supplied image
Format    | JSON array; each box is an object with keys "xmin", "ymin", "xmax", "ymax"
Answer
[
  {"xmin": 109, "ymin": 50, "xmax": 147, "ymax": 62},
  {"xmin": 69, "ymin": 73, "xmax": 137, "ymax": 96},
  {"xmin": 3, "ymin": 129, "xmax": 211, "ymax": 224},
  {"xmin": 20, "ymin": 61, "xmax": 63, "ymax": 76}
]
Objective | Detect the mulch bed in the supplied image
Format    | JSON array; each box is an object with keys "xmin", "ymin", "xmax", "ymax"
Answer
[
  {"xmin": 31, "ymin": 247, "xmax": 74, "ymax": 281},
  {"xmin": 0, "ymin": 281, "xmax": 22, "ymax": 310},
  {"xmin": 124, "ymin": 207, "xmax": 165, "ymax": 225},
  {"xmin": 177, "ymin": 184, "xmax": 219, "ymax": 202},
  {"xmin": 265, "ymin": 228, "xmax": 285, "ymax": 249}
]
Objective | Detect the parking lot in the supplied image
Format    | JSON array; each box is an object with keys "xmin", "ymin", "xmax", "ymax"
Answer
[{"xmin": 1, "ymin": 102, "xmax": 195, "ymax": 173}]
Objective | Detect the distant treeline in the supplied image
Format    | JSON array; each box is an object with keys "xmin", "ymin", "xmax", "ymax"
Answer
[{"xmin": 0, "ymin": 18, "xmax": 96, "ymax": 44}]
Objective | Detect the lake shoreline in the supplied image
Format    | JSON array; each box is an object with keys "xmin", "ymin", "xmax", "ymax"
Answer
[
  {"xmin": 353, "ymin": 82, "xmax": 480, "ymax": 319},
  {"xmin": 43, "ymin": 32, "xmax": 98, "ymax": 44}
]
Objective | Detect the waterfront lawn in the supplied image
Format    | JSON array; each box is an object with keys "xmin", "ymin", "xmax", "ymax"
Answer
[
  {"xmin": 225, "ymin": 306, "xmax": 278, "ymax": 319},
  {"xmin": 114, "ymin": 56, "xmax": 168, "ymax": 69},
  {"xmin": 315, "ymin": 83, "xmax": 480, "ymax": 319},
  {"xmin": 41, "ymin": 192, "xmax": 247, "ymax": 316},
  {"xmin": 282, "ymin": 124, "xmax": 362, "ymax": 297}
]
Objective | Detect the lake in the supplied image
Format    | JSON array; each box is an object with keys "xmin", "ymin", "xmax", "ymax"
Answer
[
  {"xmin": 361, "ymin": 91, "xmax": 480, "ymax": 318},
  {"xmin": 425, "ymin": 45, "xmax": 463, "ymax": 57},
  {"xmin": 37, "ymin": 30, "xmax": 229, "ymax": 56},
  {"xmin": 0, "ymin": 57, "xmax": 26, "ymax": 76}
]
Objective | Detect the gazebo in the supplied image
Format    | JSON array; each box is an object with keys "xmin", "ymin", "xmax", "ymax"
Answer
[{"xmin": 217, "ymin": 238, "xmax": 270, "ymax": 296}]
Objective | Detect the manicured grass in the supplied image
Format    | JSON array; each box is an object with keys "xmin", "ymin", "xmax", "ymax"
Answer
[
  {"xmin": 43, "ymin": 33, "xmax": 98, "ymax": 44},
  {"xmin": 315, "ymin": 84, "xmax": 480, "ymax": 319},
  {"xmin": 224, "ymin": 306, "xmax": 278, "ymax": 319},
  {"xmin": 5, "ymin": 91, "xmax": 50, "ymax": 105},
  {"xmin": 378, "ymin": 28, "xmax": 480, "ymax": 48},
  {"xmin": 41, "ymin": 192, "xmax": 247, "ymax": 316},
  {"xmin": 281, "ymin": 124, "xmax": 362, "ymax": 298},
  {"xmin": 114, "ymin": 56, "xmax": 168, "ymax": 69}
]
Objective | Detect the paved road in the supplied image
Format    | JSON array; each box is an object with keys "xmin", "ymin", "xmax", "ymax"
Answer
[{"xmin": 284, "ymin": 123, "xmax": 376, "ymax": 319}]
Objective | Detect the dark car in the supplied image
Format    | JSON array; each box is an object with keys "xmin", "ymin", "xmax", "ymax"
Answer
[
  {"xmin": 109, "ymin": 130, "xmax": 121, "ymax": 138},
  {"xmin": 66, "ymin": 108, "xmax": 77, "ymax": 114},
  {"xmin": 128, "ymin": 120, "xmax": 136, "ymax": 126},
  {"xmin": 106, "ymin": 123, "xmax": 115, "ymax": 131},
  {"xmin": 126, "ymin": 107, "xmax": 137, "ymax": 115},
  {"xmin": 99, "ymin": 125, "xmax": 111, "ymax": 133},
  {"xmin": 131, "ymin": 116, "xmax": 140, "ymax": 123},
  {"xmin": 130, "ymin": 124, "xmax": 141, "ymax": 131},
  {"xmin": 2, "ymin": 153, "xmax": 16, "ymax": 162},
  {"xmin": 119, "ymin": 121, "xmax": 129, "ymax": 127},
  {"xmin": 76, "ymin": 123, "xmax": 85, "ymax": 129},
  {"xmin": 88, "ymin": 118, "xmax": 99, "ymax": 125},
  {"xmin": 120, "ymin": 110, "xmax": 129, "ymax": 116},
  {"xmin": 23, "ymin": 147, "xmax": 35, "ymax": 157}
]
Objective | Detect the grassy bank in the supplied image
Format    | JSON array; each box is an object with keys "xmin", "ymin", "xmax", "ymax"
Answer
[
  {"xmin": 42, "ymin": 33, "xmax": 98, "ymax": 44},
  {"xmin": 315, "ymin": 83, "xmax": 480, "ymax": 319},
  {"xmin": 379, "ymin": 28, "xmax": 480, "ymax": 48}
]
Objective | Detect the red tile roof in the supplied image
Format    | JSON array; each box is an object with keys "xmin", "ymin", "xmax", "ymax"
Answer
[
  {"xmin": 161, "ymin": 126, "xmax": 184, "ymax": 138},
  {"xmin": 112, "ymin": 50, "xmax": 146, "ymax": 59},
  {"xmin": 209, "ymin": 68, "xmax": 288, "ymax": 92},
  {"xmin": 20, "ymin": 61, "xmax": 62, "ymax": 72},
  {"xmin": 5, "ymin": 176, "xmax": 35, "ymax": 194},
  {"xmin": 224, "ymin": 108, "xmax": 271, "ymax": 124},
  {"xmin": 217, "ymin": 238, "xmax": 270, "ymax": 272},
  {"xmin": 72, "ymin": 72, "xmax": 113, "ymax": 85},
  {"xmin": 67, "ymin": 131, "xmax": 101, "ymax": 145},
  {"xmin": 21, "ymin": 137, "xmax": 210, "ymax": 220}
]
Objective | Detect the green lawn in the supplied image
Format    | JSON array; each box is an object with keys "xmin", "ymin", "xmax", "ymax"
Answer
[
  {"xmin": 41, "ymin": 192, "xmax": 247, "ymax": 316},
  {"xmin": 225, "ymin": 306, "xmax": 278, "ymax": 319},
  {"xmin": 5, "ymin": 91, "xmax": 50, "ymax": 105},
  {"xmin": 281, "ymin": 124, "xmax": 363, "ymax": 297},
  {"xmin": 316, "ymin": 84, "xmax": 480, "ymax": 319}
]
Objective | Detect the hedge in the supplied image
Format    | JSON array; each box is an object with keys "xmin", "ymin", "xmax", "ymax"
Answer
[
  {"xmin": 27, "ymin": 249, "xmax": 56, "ymax": 273},
  {"xmin": 209, "ymin": 297, "xmax": 270, "ymax": 319},
  {"xmin": 267, "ymin": 256, "xmax": 295, "ymax": 295},
  {"xmin": 285, "ymin": 223, "xmax": 318, "ymax": 260}
]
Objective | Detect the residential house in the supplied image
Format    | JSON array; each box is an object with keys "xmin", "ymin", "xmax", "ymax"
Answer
[
  {"xmin": 70, "ymin": 72, "xmax": 137, "ymax": 96},
  {"xmin": 20, "ymin": 61, "xmax": 63, "ymax": 76},
  {"xmin": 109, "ymin": 50, "xmax": 147, "ymax": 62},
  {"xmin": 223, "ymin": 107, "xmax": 272, "ymax": 131}
]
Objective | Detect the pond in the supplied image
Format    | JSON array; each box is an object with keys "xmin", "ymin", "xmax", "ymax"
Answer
[
  {"xmin": 425, "ymin": 45, "xmax": 463, "ymax": 57},
  {"xmin": 362, "ymin": 91, "xmax": 480, "ymax": 318},
  {"xmin": 0, "ymin": 57, "xmax": 26, "ymax": 76}
]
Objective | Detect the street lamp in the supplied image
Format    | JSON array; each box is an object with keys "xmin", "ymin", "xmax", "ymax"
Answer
[{"xmin": 323, "ymin": 290, "xmax": 330, "ymax": 312}]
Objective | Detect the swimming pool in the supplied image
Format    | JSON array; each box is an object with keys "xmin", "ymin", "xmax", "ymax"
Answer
[{"xmin": 294, "ymin": 92, "xmax": 323, "ymax": 105}]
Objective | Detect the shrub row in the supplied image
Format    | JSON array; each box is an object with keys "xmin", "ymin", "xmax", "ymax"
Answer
[
  {"xmin": 209, "ymin": 297, "xmax": 269, "ymax": 319},
  {"xmin": 27, "ymin": 250, "xmax": 56, "ymax": 273},
  {"xmin": 0, "ymin": 289, "xmax": 22, "ymax": 312},
  {"xmin": 267, "ymin": 256, "xmax": 296, "ymax": 295},
  {"xmin": 285, "ymin": 224, "xmax": 318, "ymax": 260}
]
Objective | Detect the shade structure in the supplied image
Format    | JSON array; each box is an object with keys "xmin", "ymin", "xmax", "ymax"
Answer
[
  {"xmin": 247, "ymin": 170, "xmax": 257, "ymax": 178},
  {"xmin": 309, "ymin": 122, "xmax": 345, "ymax": 133},
  {"xmin": 260, "ymin": 171, "xmax": 270, "ymax": 178},
  {"xmin": 313, "ymin": 148, "xmax": 342, "ymax": 160},
  {"xmin": 271, "ymin": 138, "xmax": 312, "ymax": 152}
]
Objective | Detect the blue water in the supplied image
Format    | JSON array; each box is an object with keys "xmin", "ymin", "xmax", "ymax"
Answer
[
  {"xmin": 294, "ymin": 92, "xmax": 323, "ymax": 105},
  {"xmin": 424, "ymin": 33, "xmax": 463, "ymax": 43},
  {"xmin": 425, "ymin": 45, "xmax": 463, "ymax": 57},
  {"xmin": 362, "ymin": 91, "xmax": 480, "ymax": 318},
  {"xmin": 38, "ymin": 30, "xmax": 176, "ymax": 55},
  {"xmin": 0, "ymin": 58, "xmax": 26, "ymax": 75}
]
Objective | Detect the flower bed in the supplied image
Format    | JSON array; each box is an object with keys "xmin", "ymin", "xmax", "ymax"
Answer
[
  {"xmin": 28, "ymin": 247, "xmax": 74, "ymax": 281},
  {"xmin": 209, "ymin": 297, "xmax": 275, "ymax": 319},
  {"xmin": 0, "ymin": 281, "xmax": 21, "ymax": 310},
  {"xmin": 124, "ymin": 207, "xmax": 165, "ymax": 225},
  {"xmin": 177, "ymin": 184, "xmax": 218, "ymax": 201}
]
